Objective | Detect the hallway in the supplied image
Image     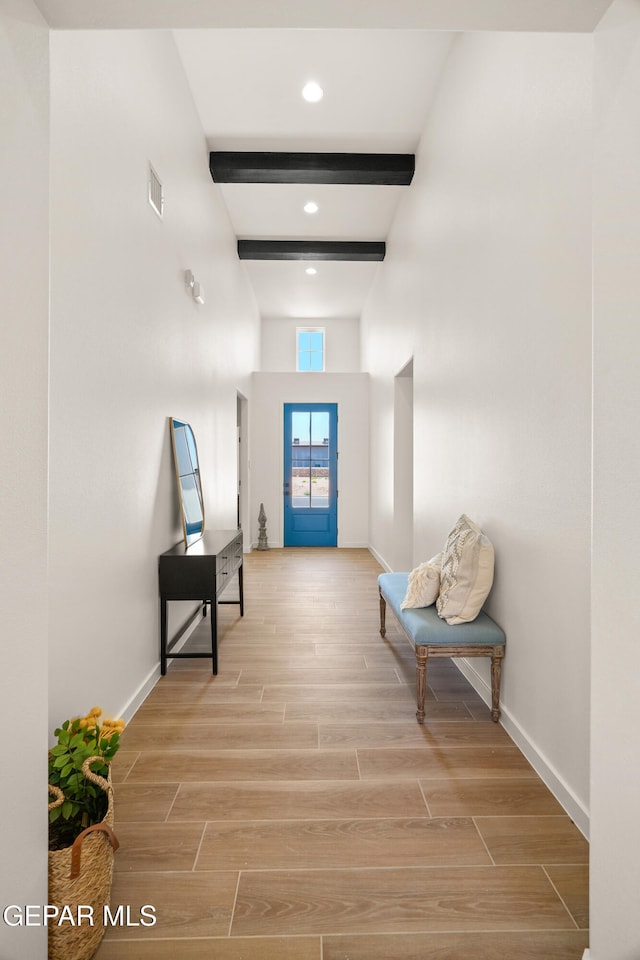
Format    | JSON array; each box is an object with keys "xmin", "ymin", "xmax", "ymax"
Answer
[{"xmin": 98, "ymin": 548, "xmax": 588, "ymax": 960}]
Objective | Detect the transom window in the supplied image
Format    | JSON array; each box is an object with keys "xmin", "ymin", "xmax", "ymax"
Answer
[{"xmin": 297, "ymin": 327, "xmax": 325, "ymax": 372}]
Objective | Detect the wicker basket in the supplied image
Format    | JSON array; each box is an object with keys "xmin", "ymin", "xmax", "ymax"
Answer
[{"xmin": 48, "ymin": 757, "xmax": 119, "ymax": 960}]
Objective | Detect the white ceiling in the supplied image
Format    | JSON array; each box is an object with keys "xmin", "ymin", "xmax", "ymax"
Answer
[
  {"xmin": 33, "ymin": 0, "xmax": 614, "ymax": 31},
  {"xmin": 34, "ymin": 0, "xmax": 616, "ymax": 323},
  {"xmin": 173, "ymin": 29, "xmax": 452, "ymax": 321},
  {"xmin": 174, "ymin": 30, "xmax": 452, "ymax": 152}
]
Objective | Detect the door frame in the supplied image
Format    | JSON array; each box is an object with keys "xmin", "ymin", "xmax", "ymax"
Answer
[
  {"xmin": 283, "ymin": 402, "xmax": 338, "ymax": 547},
  {"xmin": 237, "ymin": 392, "xmax": 249, "ymax": 549}
]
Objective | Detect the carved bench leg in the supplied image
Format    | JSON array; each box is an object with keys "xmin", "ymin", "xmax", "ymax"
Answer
[
  {"xmin": 491, "ymin": 651, "xmax": 503, "ymax": 722},
  {"xmin": 415, "ymin": 645, "xmax": 428, "ymax": 724},
  {"xmin": 379, "ymin": 590, "xmax": 387, "ymax": 638}
]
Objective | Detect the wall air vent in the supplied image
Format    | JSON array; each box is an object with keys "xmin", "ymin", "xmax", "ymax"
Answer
[{"xmin": 148, "ymin": 163, "xmax": 164, "ymax": 219}]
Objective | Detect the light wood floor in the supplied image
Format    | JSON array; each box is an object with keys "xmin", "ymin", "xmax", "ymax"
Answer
[{"xmin": 96, "ymin": 548, "xmax": 589, "ymax": 960}]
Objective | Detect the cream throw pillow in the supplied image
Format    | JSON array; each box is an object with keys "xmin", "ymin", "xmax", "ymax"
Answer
[
  {"xmin": 401, "ymin": 553, "xmax": 443, "ymax": 609},
  {"xmin": 436, "ymin": 515, "xmax": 494, "ymax": 624}
]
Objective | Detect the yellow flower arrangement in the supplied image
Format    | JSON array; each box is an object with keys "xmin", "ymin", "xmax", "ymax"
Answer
[{"xmin": 48, "ymin": 707, "xmax": 126, "ymax": 850}]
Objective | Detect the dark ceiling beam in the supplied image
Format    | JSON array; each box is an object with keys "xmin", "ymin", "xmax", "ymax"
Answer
[
  {"xmin": 237, "ymin": 240, "xmax": 385, "ymax": 262},
  {"xmin": 211, "ymin": 152, "xmax": 414, "ymax": 186}
]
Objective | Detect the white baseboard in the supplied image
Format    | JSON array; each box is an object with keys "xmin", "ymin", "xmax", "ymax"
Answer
[
  {"xmin": 117, "ymin": 609, "xmax": 205, "ymax": 723},
  {"xmin": 368, "ymin": 544, "xmax": 392, "ymax": 572},
  {"xmin": 118, "ymin": 661, "xmax": 161, "ymax": 725},
  {"xmin": 168, "ymin": 607, "xmax": 204, "ymax": 656},
  {"xmin": 251, "ymin": 541, "xmax": 372, "ymax": 551},
  {"xmin": 582, "ymin": 950, "xmax": 590, "ymax": 959},
  {"xmin": 454, "ymin": 658, "xmax": 590, "ymax": 840}
]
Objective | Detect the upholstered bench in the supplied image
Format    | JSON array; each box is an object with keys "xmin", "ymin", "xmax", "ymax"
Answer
[{"xmin": 378, "ymin": 572, "xmax": 506, "ymax": 723}]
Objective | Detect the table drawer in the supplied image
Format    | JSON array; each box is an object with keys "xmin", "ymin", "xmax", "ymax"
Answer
[{"xmin": 221, "ymin": 533, "xmax": 243, "ymax": 573}]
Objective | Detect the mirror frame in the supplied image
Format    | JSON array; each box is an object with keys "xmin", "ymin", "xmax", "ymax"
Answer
[{"xmin": 169, "ymin": 417, "xmax": 205, "ymax": 547}]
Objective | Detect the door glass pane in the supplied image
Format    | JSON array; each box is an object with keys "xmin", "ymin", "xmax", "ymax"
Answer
[
  {"xmin": 310, "ymin": 411, "xmax": 329, "ymax": 508},
  {"xmin": 291, "ymin": 411, "xmax": 311, "ymax": 507},
  {"xmin": 289, "ymin": 410, "xmax": 331, "ymax": 509}
]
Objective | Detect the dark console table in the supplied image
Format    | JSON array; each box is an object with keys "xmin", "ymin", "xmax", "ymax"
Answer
[{"xmin": 159, "ymin": 529, "xmax": 244, "ymax": 675}]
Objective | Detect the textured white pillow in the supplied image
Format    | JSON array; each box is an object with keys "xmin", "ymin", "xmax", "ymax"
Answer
[
  {"xmin": 401, "ymin": 553, "xmax": 443, "ymax": 609},
  {"xmin": 436, "ymin": 515, "xmax": 494, "ymax": 624}
]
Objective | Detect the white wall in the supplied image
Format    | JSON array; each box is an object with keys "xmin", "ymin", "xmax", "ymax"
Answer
[
  {"xmin": 591, "ymin": 3, "xmax": 640, "ymax": 956},
  {"xmin": 0, "ymin": 2, "xmax": 49, "ymax": 956},
  {"xmin": 250, "ymin": 373, "xmax": 369, "ymax": 549},
  {"xmin": 48, "ymin": 30, "xmax": 260, "ymax": 728},
  {"xmin": 393, "ymin": 360, "xmax": 414, "ymax": 570},
  {"xmin": 363, "ymin": 32, "xmax": 592, "ymax": 830},
  {"xmin": 261, "ymin": 315, "xmax": 361, "ymax": 372}
]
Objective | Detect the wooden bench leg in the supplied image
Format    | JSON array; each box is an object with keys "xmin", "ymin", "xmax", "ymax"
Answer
[
  {"xmin": 491, "ymin": 651, "xmax": 503, "ymax": 722},
  {"xmin": 415, "ymin": 646, "xmax": 428, "ymax": 724},
  {"xmin": 379, "ymin": 590, "xmax": 386, "ymax": 638}
]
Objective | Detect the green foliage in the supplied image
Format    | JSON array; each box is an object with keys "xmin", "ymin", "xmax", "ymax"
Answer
[{"xmin": 48, "ymin": 709, "xmax": 124, "ymax": 849}]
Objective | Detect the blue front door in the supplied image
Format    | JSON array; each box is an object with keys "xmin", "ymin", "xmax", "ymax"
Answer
[{"xmin": 284, "ymin": 403, "xmax": 338, "ymax": 547}]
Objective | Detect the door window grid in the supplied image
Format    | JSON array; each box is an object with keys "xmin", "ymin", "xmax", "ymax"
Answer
[
  {"xmin": 290, "ymin": 410, "xmax": 330, "ymax": 508},
  {"xmin": 297, "ymin": 328, "xmax": 324, "ymax": 372}
]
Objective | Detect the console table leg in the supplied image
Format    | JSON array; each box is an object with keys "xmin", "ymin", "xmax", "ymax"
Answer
[
  {"xmin": 160, "ymin": 600, "xmax": 168, "ymax": 676},
  {"xmin": 239, "ymin": 562, "xmax": 244, "ymax": 617},
  {"xmin": 211, "ymin": 598, "xmax": 218, "ymax": 675}
]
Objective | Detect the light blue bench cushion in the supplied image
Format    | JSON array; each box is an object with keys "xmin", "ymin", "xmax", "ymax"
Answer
[{"xmin": 378, "ymin": 572, "xmax": 505, "ymax": 647}]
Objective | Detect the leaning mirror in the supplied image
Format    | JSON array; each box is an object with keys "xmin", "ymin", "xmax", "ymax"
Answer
[{"xmin": 169, "ymin": 417, "xmax": 205, "ymax": 547}]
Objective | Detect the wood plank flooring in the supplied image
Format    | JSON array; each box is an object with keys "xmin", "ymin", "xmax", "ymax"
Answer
[{"xmin": 95, "ymin": 548, "xmax": 588, "ymax": 960}]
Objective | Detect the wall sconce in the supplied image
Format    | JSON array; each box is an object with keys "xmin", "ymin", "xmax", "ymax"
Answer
[{"xmin": 184, "ymin": 269, "xmax": 205, "ymax": 305}]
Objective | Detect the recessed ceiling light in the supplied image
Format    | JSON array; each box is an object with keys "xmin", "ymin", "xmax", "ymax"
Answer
[
  {"xmin": 304, "ymin": 201, "xmax": 319, "ymax": 214},
  {"xmin": 302, "ymin": 81, "xmax": 323, "ymax": 103},
  {"xmin": 305, "ymin": 267, "xmax": 317, "ymax": 276}
]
